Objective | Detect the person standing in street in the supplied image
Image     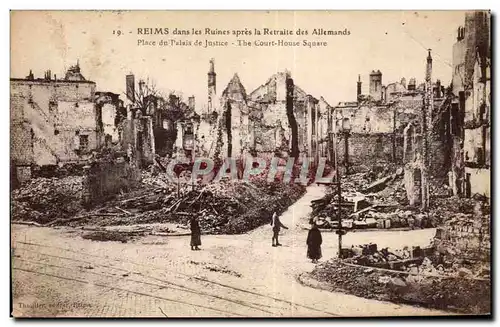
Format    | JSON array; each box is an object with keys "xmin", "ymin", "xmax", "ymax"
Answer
[
  {"xmin": 306, "ymin": 218, "xmax": 323, "ymax": 263},
  {"xmin": 190, "ymin": 216, "xmax": 201, "ymax": 251},
  {"xmin": 271, "ymin": 212, "xmax": 288, "ymax": 247}
]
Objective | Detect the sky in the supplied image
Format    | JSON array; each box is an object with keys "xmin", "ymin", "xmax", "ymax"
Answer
[{"xmin": 11, "ymin": 10, "xmax": 467, "ymax": 108}]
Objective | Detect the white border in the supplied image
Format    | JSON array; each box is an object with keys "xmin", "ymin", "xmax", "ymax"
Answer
[{"xmin": 2, "ymin": 1, "xmax": 498, "ymax": 327}]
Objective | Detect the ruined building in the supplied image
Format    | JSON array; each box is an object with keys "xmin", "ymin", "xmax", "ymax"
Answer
[
  {"xmin": 332, "ymin": 64, "xmax": 447, "ymax": 171},
  {"xmin": 197, "ymin": 59, "xmax": 329, "ymax": 161},
  {"xmin": 120, "ymin": 73, "xmax": 199, "ymax": 167},
  {"xmin": 11, "ymin": 62, "xmax": 103, "ymax": 182},
  {"xmin": 95, "ymin": 91, "xmax": 124, "ymax": 147},
  {"xmin": 248, "ymin": 71, "xmax": 328, "ymax": 159},
  {"xmin": 449, "ymin": 11, "xmax": 491, "ymax": 198},
  {"xmin": 401, "ymin": 11, "xmax": 491, "ymax": 205}
]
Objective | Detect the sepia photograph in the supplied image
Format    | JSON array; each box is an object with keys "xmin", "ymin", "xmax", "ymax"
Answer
[{"xmin": 9, "ymin": 10, "xmax": 491, "ymax": 318}]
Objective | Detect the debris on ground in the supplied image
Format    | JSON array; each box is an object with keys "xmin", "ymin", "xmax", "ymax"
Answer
[
  {"xmin": 11, "ymin": 176, "xmax": 85, "ymax": 224},
  {"xmin": 309, "ymin": 165, "xmax": 490, "ymax": 232},
  {"xmin": 189, "ymin": 261, "xmax": 242, "ymax": 278},
  {"xmin": 13, "ymin": 169, "xmax": 306, "ymax": 235},
  {"xmin": 307, "ymin": 214, "xmax": 490, "ymax": 315},
  {"xmin": 81, "ymin": 230, "xmax": 145, "ymax": 243},
  {"xmin": 307, "ymin": 258, "xmax": 490, "ymax": 314}
]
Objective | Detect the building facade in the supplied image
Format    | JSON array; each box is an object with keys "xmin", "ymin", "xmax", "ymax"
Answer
[
  {"xmin": 11, "ymin": 63, "xmax": 102, "ymax": 181},
  {"xmin": 450, "ymin": 11, "xmax": 491, "ymax": 198}
]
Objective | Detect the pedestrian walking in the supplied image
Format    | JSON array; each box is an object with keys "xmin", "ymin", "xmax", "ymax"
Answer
[
  {"xmin": 306, "ymin": 218, "xmax": 322, "ymax": 263},
  {"xmin": 271, "ymin": 212, "xmax": 288, "ymax": 247},
  {"xmin": 190, "ymin": 216, "xmax": 201, "ymax": 251}
]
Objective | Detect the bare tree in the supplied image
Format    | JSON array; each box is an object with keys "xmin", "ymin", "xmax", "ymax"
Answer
[{"xmin": 124, "ymin": 77, "xmax": 161, "ymax": 113}]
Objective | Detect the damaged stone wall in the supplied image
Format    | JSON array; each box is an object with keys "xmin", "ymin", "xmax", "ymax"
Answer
[
  {"xmin": 196, "ymin": 116, "xmax": 216, "ymax": 157},
  {"xmin": 332, "ymin": 103, "xmax": 403, "ymax": 168},
  {"xmin": 119, "ymin": 112, "xmax": 155, "ymax": 168},
  {"xmin": 248, "ymin": 72, "xmax": 325, "ymax": 158},
  {"xmin": 450, "ymin": 11, "xmax": 490, "ymax": 198},
  {"xmin": 82, "ymin": 157, "xmax": 141, "ymax": 206},
  {"xmin": 95, "ymin": 91, "xmax": 123, "ymax": 145},
  {"xmin": 10, "ymin": 79, "xmax": 101, "ymax": 166},
  {"xmin": 335, "ymin": 133, "xmax": 403, "ymax": 169},
  {"xmin": 249, "ymin": 72, "xmax": 294, "ymax": 154},
  {"xmin": 434, "ymin": 213, "xmax": 490, "ymax": 262},
  {"xmin": 220, "ymin": 74, "xmax": 251, "ymax": 156}
]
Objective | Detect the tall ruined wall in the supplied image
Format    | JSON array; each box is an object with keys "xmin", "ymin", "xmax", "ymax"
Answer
[
  {"xmin": 120, "ymin": 115, "xmax": 155, "ymax": 167},
  {"xmin": 101, "ymin": 103, "xmax": 119, "ymax": 143},
  {"xmin": 336, "ymin": 133, "xmax": 403, "ymax": 168},
  {"xmin": 336, "ymin": 105, "xmax": 393, "ymax": 134},
  {"xmin": 196, "ymin": 118, "xmax": 215, "ymax": 156},
  {"xmin": 10, "ymin": 80, "xmax": 99, "ymax": 165}
]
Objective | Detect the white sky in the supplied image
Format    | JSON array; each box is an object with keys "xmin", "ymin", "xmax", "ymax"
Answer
[{"xmin": 11, "ymin": 10, "xmax": 467, "ymax": 108}]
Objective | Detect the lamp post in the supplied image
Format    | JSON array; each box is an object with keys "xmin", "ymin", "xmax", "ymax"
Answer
[
  {"xmin": 333, "ymin": 117, "xmax": 351, "ymax": 259},
  {"xmin": 342, "ymin": 118, "xmax": 351, "ymax": 175}
]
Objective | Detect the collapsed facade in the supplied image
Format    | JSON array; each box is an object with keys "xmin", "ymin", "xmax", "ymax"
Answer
[
  {"xmin": 403, "ymin": 11, "xmax": 491, "ymax": 202},
  {"xmin": 194, "ymin": 59, "xmax": 330, "ymax": 162},
  {"xmin": 11, "ymin": 63, "xmax": 105, "ymax": 183},
  {"xmin": 402, "ymin": 29, "xmax": 493, "ymax": 206},
  {"xmin": 449, "ymin": 11, "xmax": 491, "ymax": 198},
  {"xmin": 332, "ymin": 67, "xmax": 446, "ymax": 172},
  {"xmin": 119, "ymin": 73, "xmax": 200, "ymax": 168}
]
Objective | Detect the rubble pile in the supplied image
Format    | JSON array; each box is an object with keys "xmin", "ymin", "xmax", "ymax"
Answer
[
  {"xmin": 308, "ymin": 165, "xmax": 485, "ymax": 231},
  {"xmin": 11, "ymin": 176, "xmax": 85, "ymax": 224},
  {"xmin": 309, "ymin": 168, "xmax": 420, "ymax": 230},
  {"xmin": 308, "ymin": 258, "xmax": 490, "ymax": 314},
  {"xmin": 307, "ymin": 228, "xmax": 491, "ymax": 314},
  {"xmin": 342, "ymin": 240, "xmax": 490, "ymax": 279},
  {"xmin": 343, "ymin": 243, "xmax": 427, "ymax": 269},
  {"xmin": 141, "ymin": 171, "xmax": 178, "ymax": 190},
  {"xmin": 310, "ymin": 192, "xmax": 356, "ymax": 228},
  {"xmin": 223, "ymin": 181, "xmax": 305, "ymax": 234},
  {"xmin": 432, "ymin": 210, "xmax": 491, "ymax": 262},
  {"xmin": 429, "ymin": 195, "xmax": 490, "ymax": 226},
  {"xmin": 46, "ymin": 172, "xmax": 305, "ymax": 234},
  {"xmin": 31, "ymin": 163, "xmax": 87, "ymax": 179}
]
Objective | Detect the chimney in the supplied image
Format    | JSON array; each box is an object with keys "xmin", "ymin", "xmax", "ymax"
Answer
[
  {"xmin": 369, "ymin": 70, "xmax": 383, "ymax": 101},
  {"xmin": 357, "ymin": 74, "xmax": 362, "ymax": 100},
  {"xmin": 401, "ymin": 77, "xmax": 407, "ymax": 89},
  {"xmin": 26, "ymin": 69, "xmax": 34, "ymax": 80},
  {"xmin": 188, "ymin": 96, "xmax": 195, "ymax": 111},
  {"xmin": 435, "ymin": 79, "xmax": 442, "ymax": 98},
  {"xmin": 126, "ymin": 74, "xmax": 135, "ymax": 103},
  {"xmin": 408, "ymin": 78, "xmax": 416, "ymax": 91}
]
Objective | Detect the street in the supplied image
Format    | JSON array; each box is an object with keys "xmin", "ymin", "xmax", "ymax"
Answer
[{"xmin": 11, "ymin": 185, "xmax": 446, "ymax": 318}]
